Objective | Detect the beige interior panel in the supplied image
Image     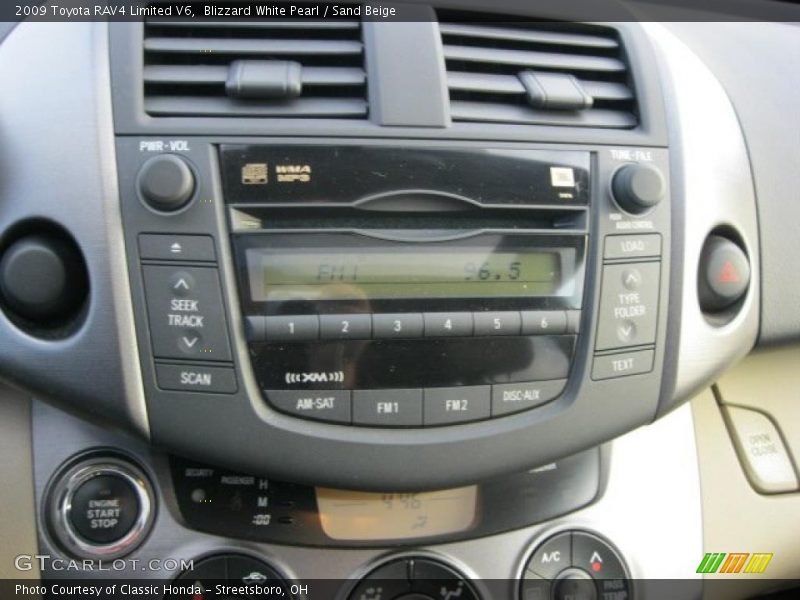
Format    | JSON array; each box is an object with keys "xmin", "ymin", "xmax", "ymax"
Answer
[
  {"xmin": 0, "ymin": 386, "xmax": 39, "ymax": 580},
  {"xmin": 692, "ymin": 387, "xmax": 800, "ymax": 600},
  {"xmin": 716, "ymin": 346, "xmax": 800, "ymax": 465}
]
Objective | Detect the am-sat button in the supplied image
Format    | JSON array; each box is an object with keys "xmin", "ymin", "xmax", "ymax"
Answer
[
  {"xmin": 266, "ymin": 390, "xmax": 351, "ymax": 424},
  {"xmin": 491, "ymin": 379, "xmax": 567, "ymax": 416}
]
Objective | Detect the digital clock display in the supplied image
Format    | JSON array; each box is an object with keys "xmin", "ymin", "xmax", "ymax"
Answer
[
  {"xmin": 247, "ymin": 247, "xmax": 570, "ymax": 302},
  {"xmin": 315, "ymin": 486, "xmax": 478, "ymax": 541}
]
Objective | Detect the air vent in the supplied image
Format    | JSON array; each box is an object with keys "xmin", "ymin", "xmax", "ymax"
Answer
[
  {"xmin": 438, "ymin": 14, "xmax": 638, "ymax": 128},
  {"xmin": 143, "ymin": 19, "xmax": 368, "ymax": 118}
]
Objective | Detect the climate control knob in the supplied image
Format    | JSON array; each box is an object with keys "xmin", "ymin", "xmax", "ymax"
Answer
[
  {"xmin": 137, "ymin": 154, "xmax": 195, "ymax": 212},
  {"xmin": 611, "ymin": 163, "xmax": 665, "ymax": 214}
]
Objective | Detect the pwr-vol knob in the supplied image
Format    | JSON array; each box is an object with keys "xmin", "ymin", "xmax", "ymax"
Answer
[
  {"xmin": 137, "ymin": 154, "xmax": 195, "ymax": 212},
  {"xmin": 611, "ymin": 163, "xmax": 665, "ymax": 214}
]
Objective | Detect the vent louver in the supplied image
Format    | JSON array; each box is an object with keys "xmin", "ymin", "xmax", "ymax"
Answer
[
  {"xmin": 143, "ymin": 20, "xmax": 368, "ymax": 118},
  {"xmin": 438, "ymin": 15, "xmax": 638, "ymax": 128}
]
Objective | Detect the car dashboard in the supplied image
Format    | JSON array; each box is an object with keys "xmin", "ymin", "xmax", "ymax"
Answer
[{"xmin": 0, "ymin": 8, "xmax": 798, "ymax": 600}]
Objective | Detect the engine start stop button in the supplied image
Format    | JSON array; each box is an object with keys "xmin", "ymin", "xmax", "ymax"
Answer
[
  {"xmin": 49, "ymin": 457, "xmax": 154, "ymax": 558},
  {"xmin": 69, "ymin": 474, "xmax": 140, "ymax": 544}
]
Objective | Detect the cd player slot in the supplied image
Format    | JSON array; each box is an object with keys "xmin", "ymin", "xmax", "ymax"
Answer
[{"xmin": 229, "ymin": 205, "xmax": 587, "ymax": 233}]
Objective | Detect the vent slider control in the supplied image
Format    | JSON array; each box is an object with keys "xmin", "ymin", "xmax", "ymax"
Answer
[
  {"xmin": 226, "ymin": 60, "xmax": 303, "ymax": 100},
  {"xmin": 519, "ymin": 71, "xmax": 594, "ymax": 111}
]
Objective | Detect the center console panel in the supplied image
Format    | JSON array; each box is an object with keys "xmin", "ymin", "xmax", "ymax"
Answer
[{"xmin": 115, "ymin": 138, "xmax": 671, "ymax": 490}]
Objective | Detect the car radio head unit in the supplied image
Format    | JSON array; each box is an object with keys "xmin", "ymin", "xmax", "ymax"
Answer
[
  {"xmin": 114, "ymin": 138, "xmax": 670, "ymax": 489},
  {"xmin": 221, "ymin": 146, "xmax": 590, "ymax": 426}
]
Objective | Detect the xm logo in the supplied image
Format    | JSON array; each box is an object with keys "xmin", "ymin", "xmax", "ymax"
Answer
[
  {"xmin": 285, "ymin": 371, "xmax": 344, "ymax": 385},
  {"xmin": 697, "ymin": 553, "xmax": 773, "ymax": 574}
]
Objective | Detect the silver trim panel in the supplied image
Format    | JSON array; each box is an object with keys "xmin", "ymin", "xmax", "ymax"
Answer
[
  {"xmin": 33, "ymin": 399, "xmax": 702, "ymax": 593},
  {"xmin": 644, "ymin": 24, "xmax": 760, "ymax": 406}
]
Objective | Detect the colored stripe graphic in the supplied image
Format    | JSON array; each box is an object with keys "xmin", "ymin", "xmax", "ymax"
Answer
[
  {"xmin": 744, "ymin": 553, "xmax": 773, "ymax": 574},
  {"xmin": 720, "ymin": 553, "xmax": 749, "ymax": 573},
  {"xmin": 697, "ymin": 553, "xmax": 726, "ymax": 573}
]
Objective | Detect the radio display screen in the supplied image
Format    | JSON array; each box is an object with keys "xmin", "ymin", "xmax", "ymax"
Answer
[
  {"xmin": 246, "ymin": 247, "xmax": 573, "ymax": 302},
  {"xmin": 315, "ymin": 485, "xmax": 478, "ymax": 541}
]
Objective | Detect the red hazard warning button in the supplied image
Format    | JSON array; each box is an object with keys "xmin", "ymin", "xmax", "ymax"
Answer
[{"xmin": 699, "ymin": 235, "xmax": 751, "ymax": 312}]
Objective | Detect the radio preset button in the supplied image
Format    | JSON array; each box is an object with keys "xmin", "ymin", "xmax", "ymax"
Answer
[
  {"xmin": 592, "ymin": 349, "xmax": 655, "ymax": 380},
  {"xmin": 423, "ymin": 312, "xmax": 473, "ymax": 337},
  {"xmin": 373, "ymin": 313, "xmax": 424, "ymax": 339},
  {"xmin": 424, "ymin": 386, "xmax": 491, "ymax": 425},
  {"xmin": 353, "ymin": 389, "xmax": 423, "ymax": 427},
  {"xmin": 604, "ymin": 233, "xmax": 662, "ymax": 261},
  {"xmin": 520, "ymin": 310, "xmax": 568, "ymax": 335},
  {"xmin": 142, "ymin": 265, "xmax": 232, "ymax": 361},
  {"xmin": 264, "ymin": 315, "xmax": 319, "ymax": 342},
  {"xmin": 492, "ymin": 379, "xmax": 567, "ymax": 416},
  {"xmin": 267, "ymin": 390, "xmax": 351, "ymax": 424},
  {"xmin": 320, "ymin": 314, "xmax": 371, "ymax": 340},
  {"xmin": 595, "ymin": 262, "xmax": 660, "ymax": 351},
  {"xmin": 473, "ymin": 311, "xmax": 522, "ymax": 337}
]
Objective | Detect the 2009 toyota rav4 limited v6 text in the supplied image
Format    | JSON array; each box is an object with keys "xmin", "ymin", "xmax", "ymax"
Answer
[{"xmin": 0, "ymin": 2, "xmax": 798, "ymax": 599}]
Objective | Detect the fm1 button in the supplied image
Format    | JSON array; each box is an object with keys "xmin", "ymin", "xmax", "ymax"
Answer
[{"xmin": 526, "ymin": 532, "xmax": 572, "ymax": 579}]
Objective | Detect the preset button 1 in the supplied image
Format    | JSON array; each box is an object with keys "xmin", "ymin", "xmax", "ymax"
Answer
[{"xmin": 264, "ymin": 315, "xmax": 319, "ymax": 342}]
